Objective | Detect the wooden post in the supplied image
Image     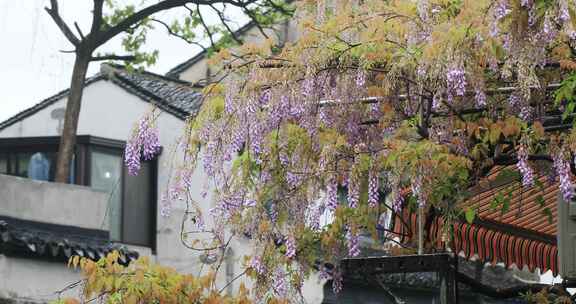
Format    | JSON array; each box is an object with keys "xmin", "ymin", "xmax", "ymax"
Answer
[
  {"xmin": 418, "ymin": 206, "xmax": 424, "ymax": 255},
  {"xmin": 439, "ymin": 254, "xmax": 458, "ymax": 304}
]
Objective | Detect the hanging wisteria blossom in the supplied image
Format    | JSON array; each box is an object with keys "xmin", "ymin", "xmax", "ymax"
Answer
[
  {"xmin": 145, "ymin": 0, "xmax": 576, "ymax": 299},
  {"xmin": 125, "ymin": 112, "xmax": 160, "ymax": 176}
]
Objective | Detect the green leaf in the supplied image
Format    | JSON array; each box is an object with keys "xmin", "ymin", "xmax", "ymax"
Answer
[
  {"xmin": 501, "ymin": 194, "xmax": 511, "ymax": 214},
  {"xmin": 543, "ymin": 208, "xmax": 553, "ymax": 224},
  {"xmin": 465, "ymin": 207, "xmax": 476, "ymax": 224},
  {"xmin": 536, "ymin": 195, "xmax": 545, "ymax": 208},
  {"xmin": 562, "ymin": 102, "xmax": 575, "ymax": 121},
  {"xmin": 490, "ymin": 191, "xmax": 504, "ymax": 209}
]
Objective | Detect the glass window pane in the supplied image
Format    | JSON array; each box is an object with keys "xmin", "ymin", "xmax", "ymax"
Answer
[
  {"xmin": 15, "ymin": 152, "xmax": 32, "ymax": 178},
  {"xmin": 90, "ymin": 151, "xmax": 122, "ymax": 241},
  {"xmin": 122, "ymin": 161, "xmax": 153, "ymax": 247}
]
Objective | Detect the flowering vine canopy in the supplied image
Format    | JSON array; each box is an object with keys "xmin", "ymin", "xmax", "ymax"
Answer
[{"xmin": 126, "ymin": 0, "xmax": 576, "ymax": 301}]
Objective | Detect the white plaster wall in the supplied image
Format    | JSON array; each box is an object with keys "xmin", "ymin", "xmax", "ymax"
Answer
[
  {"xmin": 0, "ymin": 174, "xmax": 109, "ymax": 230},
  {"xmin": 0, "ymin": 255, "xmax": 80, "ymax": 303}
]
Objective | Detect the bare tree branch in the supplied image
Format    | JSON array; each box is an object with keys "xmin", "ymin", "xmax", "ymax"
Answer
[
  {"xmin": 74, "ymin": 22, "xmax": 85, "ymax": 40},
  {"xmin": 45, "ymin": 0, "xmax": 80, "ymax": 47},
  {"xmin": 218, "ymin": 269, "xmax": 247, "ymax": 294},
  {"xmin": 264, "ymin": 0, "xmax": 293, "ymax": 16},
  {"xmin": 90, "ymin": 0, "xmax": 105, "ymax": 34},
  {"xmin": 90, "ymin": 54, "xmax": 137, "ymax": 61},
  {"xmin": 95, "ymin": 0, "xmax": 255, "ymax": 47},
  {"xmin": 209, "ymin": 4, "xmax": 243, "ymax": 44},
  {"xmin": 193, "ymin": 4, "xmax": 216, "ymax": 47},
  {"xmin": 150, "ymin": 18, "xmax": 207, "ymax": 50},
  {"xmin": 242, "ymin": 7, "xmax": 270, "ymax": 39}
]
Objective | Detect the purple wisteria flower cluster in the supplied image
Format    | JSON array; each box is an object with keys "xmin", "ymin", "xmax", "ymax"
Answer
[
  {"xmin": 411, "ymin": 175, "xmax": 426, "ymax": 208},
  {"xmin": 474, "ymin": 88, "xmax": 487, "ymax": 107},
  {"xmin": 124, "ymin": 114, "xmax": 161, "ymax": 176},
  {"xmin": 494, "ymin": 0, "xmax": 511, "ymax": 20},
  {"xmin": 326, "ymin": 176, "xmax": 339, "ymax": 211},
  {"xmin": 516, "ymin": 141, "xmax": 534, "ymax": 187},
  {"xmin": 285, "ymin": 235, "xmax": 296, "ymax": 259},
  {"xmin": 347, "ymin": 174, "xmax": 359, "ymax": 209},
  {"xmin": 345, "ymin": 228, "xmax": 360, "ymax": 257},
  {"xmin": 306, "ymin": 204, "xmax": 323, "ymax": 231},
  {"xmin": 446, "ymin": 65, "xmax": 466, "ymax": 102},
  {"xmin": 250, "ymin": 255, "xmax": 266, "ymax": 275},
  {"xmin": 553, "ymin": 149, "xmax": 575, "ymax": 201},
  {"xmin": 392, "ymin": 189, "xmax": 404, "ymax": 212},
  {"xmin": 368, "ymin": 170, "xmax": 379, "ymax": 208},
  {"xmin": 355, "ymin": 69, "xmax": 366, "ymax": 88},
  {"xmin": 273, "ymin": 267, "xmax": 288, "ymax": 298}
]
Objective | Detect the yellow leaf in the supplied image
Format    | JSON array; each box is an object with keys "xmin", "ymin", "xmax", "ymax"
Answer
[
  {"xmin": 72, "ymin": 256, "xmax": 80, "ymax": 269},
  {"xmin": 533, "ymin": 121, "xmax": 545, "ymax": 138},
  {"xmin": 125, "ymin": 294, "xmax": 138, "ymax": 304},
  {"xmin": 63, "ymin": 298, "xmax": 79, "ymax": 304}
]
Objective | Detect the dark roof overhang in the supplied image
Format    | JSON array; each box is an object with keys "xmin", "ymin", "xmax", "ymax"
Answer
[{"xmin": 0, "ymin": 215, "xmax": 138, "ymax": 265}]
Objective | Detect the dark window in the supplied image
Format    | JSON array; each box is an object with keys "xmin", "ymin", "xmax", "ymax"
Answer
[
  {"xmin": 89, "ymin": 148, "xmax": 156, "ymax": 248},
  {"xmin": 0, "ymin": 151, "xmax": 59, "ymax": 181},
  {"xmin": 122, "ymin": 161, "xmax": 155, "ymax": 246},
  {"xmin": 0, "ymin": 136, "xmax": 157, "ymax": 250}
]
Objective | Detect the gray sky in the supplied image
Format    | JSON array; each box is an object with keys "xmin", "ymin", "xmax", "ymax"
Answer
[{"xmin": 0, "ymin": 1, "xmax": 224, "ymax": 122}]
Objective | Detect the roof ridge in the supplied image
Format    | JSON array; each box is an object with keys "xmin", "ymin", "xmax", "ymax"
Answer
[
  {"xmin": 109, "ymin": 71, "xmax": 190, "ymax": 119},
  {"xmin": 102, "ymin": 63, "xmax": 194, "ymax": 86}
]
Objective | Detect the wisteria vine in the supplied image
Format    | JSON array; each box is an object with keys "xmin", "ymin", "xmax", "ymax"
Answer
[{"xmin": 126, "ymin": 1, "xmax": 576, "ymax": 301}]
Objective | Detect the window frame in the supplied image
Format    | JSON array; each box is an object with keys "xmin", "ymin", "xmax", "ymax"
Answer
[{"xmin": 0, "ymin": 135, "xmax": 158, "ymax": 251}]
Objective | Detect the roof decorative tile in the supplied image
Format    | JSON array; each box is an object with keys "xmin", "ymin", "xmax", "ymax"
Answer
[{"xmin": 0, "ymin": 216, "xmax": 138, "ymax": 264}]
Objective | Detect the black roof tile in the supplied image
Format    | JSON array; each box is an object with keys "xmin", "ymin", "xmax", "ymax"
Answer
[{"xmin": 0, "ymin": 216, "xmax": 138, "ymax": 264}]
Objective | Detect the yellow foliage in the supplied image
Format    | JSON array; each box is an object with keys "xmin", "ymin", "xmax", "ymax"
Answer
[{"xmin": 53, "ymin": 252, "xmax": 260, "ymax": 304}]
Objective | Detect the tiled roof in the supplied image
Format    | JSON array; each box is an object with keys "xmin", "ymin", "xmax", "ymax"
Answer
[
  {"xmin": 104, "ymin": 64, "xmax": 203, "ymax": 118},
  {"xmin": 0, "ymin": 216, "xmax": 138, "ymax": 264},
  {"xmin": 467, "ymin": 166, "xmax": 557, "ymax": 238},
  {"xmin": 393, "ymin": 165, "xmax": 561, "ymax": 275},
  {"xmin": 0, "ymin": 64, "xmax": 203, "ymax": 132}
]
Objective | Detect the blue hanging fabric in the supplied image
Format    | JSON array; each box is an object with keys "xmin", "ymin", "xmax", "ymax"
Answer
[{"xmin": 27, "ymin": 152, "xmax": 50, "ymax": 181}]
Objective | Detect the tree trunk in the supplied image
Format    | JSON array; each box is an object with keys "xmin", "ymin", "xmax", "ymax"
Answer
[{"xmin": 54, "ymin": 52, "xmax": 91, "ymax": 183}]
